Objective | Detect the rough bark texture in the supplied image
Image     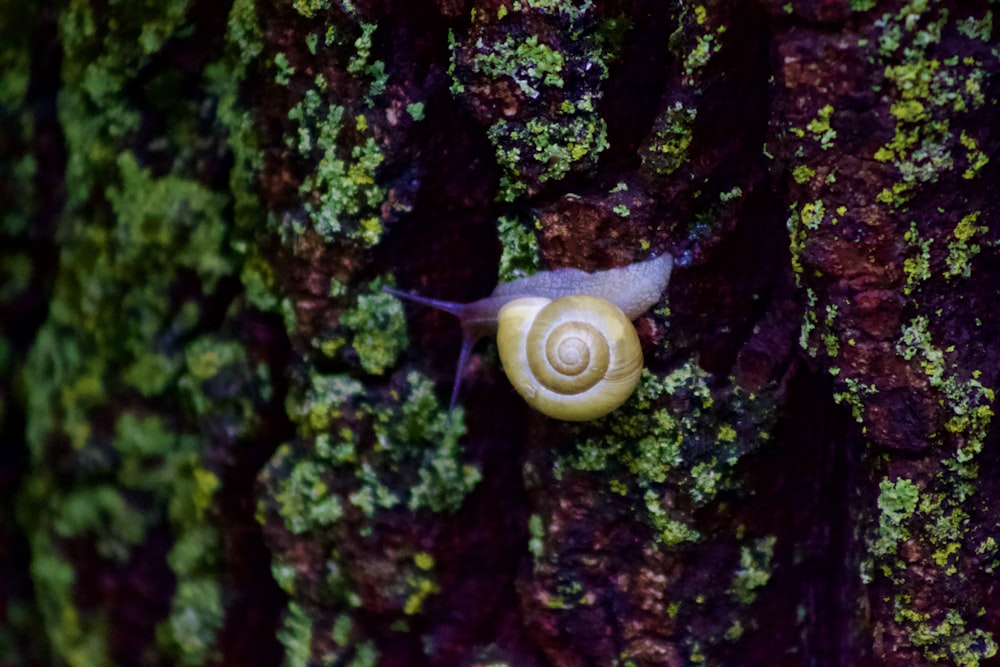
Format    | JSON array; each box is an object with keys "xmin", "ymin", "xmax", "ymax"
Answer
[{"xmin": 2, "ymin": 0, "xmax": 1000, "ymax": 666}]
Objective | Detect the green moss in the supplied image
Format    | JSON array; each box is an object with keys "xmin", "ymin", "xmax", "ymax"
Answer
[{"xmin": 342, "ymin": 279, "xmax": 408, "ymax": 375}]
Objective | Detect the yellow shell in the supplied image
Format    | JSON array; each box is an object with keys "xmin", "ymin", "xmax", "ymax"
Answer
[{"xmin": 496, "ymin": 295, "xmax": 643, "ymax": 421}]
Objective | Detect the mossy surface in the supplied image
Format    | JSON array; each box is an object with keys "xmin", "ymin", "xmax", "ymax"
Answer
[
  {"xmin": 258, "ymin": 369, "xmax": 479, "ymax": 662},
  {"xmin": 449, "ymin": 1, "xmax": 612, "ymax": 200},
  {"xmin": 12, "ymin": 0, "xmax": 283, "ymax": 664},
  {"xmin": 519, "ymin": 362, "xmax": 784, "ymax": 663},
  {"xmin": 772, "ymin": 1, "xmax": 1000, "ymax": 664}
]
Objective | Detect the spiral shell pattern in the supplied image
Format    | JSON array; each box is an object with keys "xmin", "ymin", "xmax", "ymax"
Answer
[{"xmin": 496, "ymin": 295, "xmax": 643, "ymax": 421}]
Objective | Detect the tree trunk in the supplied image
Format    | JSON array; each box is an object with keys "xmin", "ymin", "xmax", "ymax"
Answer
[{"xmin": 2, "ymin": 0, "xmax": 1000, "ymax": 666}]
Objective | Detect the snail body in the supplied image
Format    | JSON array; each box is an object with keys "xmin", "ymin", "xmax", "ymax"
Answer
[{"xmin": 385, "ymin": 254, "xmax": 672, "ymax": 420}]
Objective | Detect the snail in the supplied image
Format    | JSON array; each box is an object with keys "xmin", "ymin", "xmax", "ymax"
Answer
[{"xmin": 385, "ymin": 253, "xmax": 673, "ymax": 421}]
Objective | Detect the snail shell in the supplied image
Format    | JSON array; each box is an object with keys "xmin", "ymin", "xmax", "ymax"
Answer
[
  {"xmin": 497, "ymin": 295, "xmax": 643, "ymax": 421},
  {"xmin": 385, "ymin": 253, "xmax": 672, "ymax": 420}
]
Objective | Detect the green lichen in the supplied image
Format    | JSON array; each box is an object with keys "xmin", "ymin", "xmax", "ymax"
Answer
[
  {"xmin": 277, "ymin": 602, "xmax": 314, "ymax": 667},
  {"xmin": 871, "ymin": 7, "xmax": 990, "ymax": 206},
  {"xmin": 641, "ymin": 102, "xmax": 697, "ymax": 178},
  {"xmin": 644, "ymin": 490, "xmax": 701, "ymax": 546},
  {"xmin": 902, "ymin": 221, "xmax": 934, "ymax": 294},
  {"xmin": 275, "ymin": 445, "xmax": 348, "ymax": 534},
  {"xmin": 959, "ymin": 131, "xmax": 989, "ymax": 180},
  {"xmin": 786, "ymin": 199, "xmax": 831, "ymax": 288},
  {"xmin": 347, "ymin": 23, "xmax": 388, "ymax": 102},
  {"xmin": 805, "ymin": 104, "xmax": 836, "ymax": 150},
  {"xmin": 512, "ymin": 0, "xmax": 595, "ymax": 20},
  {"xmin": 274, "ymin": 52, "xmax": 294, "ymax": 85},
  {"xmin": 871, "ymin": 477, "xmax": 920, "ymax": 570},
  {"xmin": 945, "ymin": 211, "xmax": 987, "ymax": 278},
  {"xmin": 791, "ymin": 164, "xmax": 816, "ymax": 184},
  {"xmin": 403, "ymin": 554, "xmax": 441, "ymax": 615},
  {"xmin": 450, "ymin": 3, "xmax": 611, "ymax": 200},
  {"xmin": 15, "ymin": 0, "xmax": 273, "ymax": 663},
  {"xmin": 865, "ymin": 307, "xmax": 999, "ymax": 664},
  {"xmin": 567, "ymin": 362, "xmax": 775, "ymax": 546},
  {"xmin": 528, "ymin": 514, "xmax": 545, "ymax": 557},
  {"xmin": 471, "ymin": 34, "xmax": 566, "ymax": 98},
  {"xmin": 406, "ymin": 101, "xmax": 425, "ymax": 121},
  {"xmin": 263, "ymin": 367, "xmax": 478, "ymax": 659},
  {"xmin": 341, "ymin": 279, "xmax": 408, "ymax": 375},
  {"xmin": 956, "ymin": 11, "xmax": 993, "ymax": 42},
  {"xmin": 292, "ymin": 0, "xmax": 331, "ymax": 19},
  {"xmin": 728, "ymin": 536, "xmax": 777, "ymax": 606},
  {"xmin": 488, "ymin": 113, "xmax": 609, "ymax": 201},
  {"xmin": 277, "ymin": 369, "xmax": 478, "ymax": 531},
  {"xmin": 894, "ymin": 603, "xmax": 997, "ymax": 667},
  {"xmin": 672, "ymin": 4, "xmax": 726, "ymax": 81},
  {"xmin": 832, "ymin": 377, "xmax": 878, "ymax": 424},
  {"xmin": 286, "ymin": 88, "xmax": 386, "ymax": 246},
  {"xmin": 162, "ymin": 579, "xmax": 223, "ymax": 666},
  {"xmin": 496, "ymin": 214, "xmax": 541, "ymax": 283}
]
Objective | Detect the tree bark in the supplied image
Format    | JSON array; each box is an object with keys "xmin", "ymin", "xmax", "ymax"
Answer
[{"xmin": 2, "ymin": 0, "xmax": 1000, "ymax": 666}]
